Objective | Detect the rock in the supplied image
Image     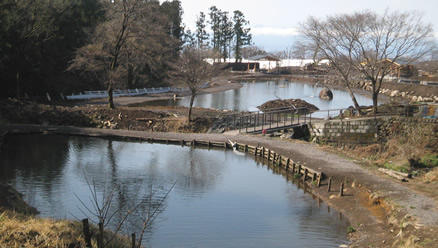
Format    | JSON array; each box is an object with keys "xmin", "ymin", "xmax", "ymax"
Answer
[
  {"xmin": 390, "ymin": 90, "xmax": 400, "ymax": 97},
  {"xmin": 111, "ymin": 123, "xmax": 118, "ymax": 129},
  {"xmin": 319, "ymin": 88, "xmax": 333, "ymax": 100}
]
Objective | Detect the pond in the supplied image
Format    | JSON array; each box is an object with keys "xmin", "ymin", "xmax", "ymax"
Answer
[
  {"xmin": 0, "ymin": 134, "xmax": 350, "ymax": 247},
  {"xmin": 143, "ymin": 80, "xmax": 374, "ymax": 112}
]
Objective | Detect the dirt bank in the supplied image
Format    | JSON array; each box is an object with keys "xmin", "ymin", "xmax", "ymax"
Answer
[{"xmin": 1, "ymin": 124, "xmax": 437, "ymax": 247}]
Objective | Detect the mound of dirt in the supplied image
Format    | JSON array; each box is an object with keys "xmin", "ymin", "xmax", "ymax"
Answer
[{"xmin": 257, "ymin": 99, "xmax": 319, "ymax": 114}]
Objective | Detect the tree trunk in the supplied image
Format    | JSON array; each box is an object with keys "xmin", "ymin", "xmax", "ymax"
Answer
[
  {"xmin": 345, "ymin": 83, "xmax": 361, "ymax": 115},
  {"xmin": 372, "ymin": 81, "xmax": 379, "ymax": 114},
  {"xmin": 372, "ymin": 92, "xmax": 378, "ymax": 114},
  {"xmin": 108, "ymin": 84, "xmax": 115, "ymax": 109},
  {"xmin": 187, "ymin": 93, "xmax": 195, "ymax": 122}
]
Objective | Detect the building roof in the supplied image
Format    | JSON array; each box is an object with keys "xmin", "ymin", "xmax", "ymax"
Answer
[{"xmin": 247, "ymin": 54, "xmax": 280, "ymax": 61}]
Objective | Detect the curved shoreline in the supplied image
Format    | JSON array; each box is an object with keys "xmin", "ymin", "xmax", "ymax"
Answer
[
  {"xmin": 2, "ymin": 124, "xmax": 438, "ymax": 247},
  {"xmin": 1, "ymin": 74, "xmax": 438, "ymax": 247}
]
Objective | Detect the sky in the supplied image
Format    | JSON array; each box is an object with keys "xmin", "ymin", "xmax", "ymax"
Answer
[{"xmin": 178, "ymin": 0, "xmax": 438, "ymax": 52}]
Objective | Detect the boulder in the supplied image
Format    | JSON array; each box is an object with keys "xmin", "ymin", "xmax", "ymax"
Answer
[{"xmin": 319, "ymin": 88, "xmax": 333, "ymax": 100}]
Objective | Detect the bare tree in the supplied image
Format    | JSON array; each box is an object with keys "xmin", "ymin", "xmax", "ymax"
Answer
[
  {"xmin": 172, "ymin": 47, "xmax": 223, "ymax": 122},
  {"xmin": 68, "ymin": 0, "xmax": 177, "ymax": 109},
  {"xmin": 75, "ymin": 175, "xmax": 175, "ymax": 248},
  {"xmin": 300, "ymin": 10, "xmax": 435, "ymax": 113}
]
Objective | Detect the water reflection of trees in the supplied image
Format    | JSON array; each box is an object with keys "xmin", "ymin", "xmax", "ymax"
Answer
[
  {"xmin": 0, "ymin": 134, "xmax": 69, "ymax": 181},
  {"xmin": 72, "ymin": 139, "xmax": 177, "ymax": 244},
  {"xmin": 164, "ymin": 146, "xmax": 225, "ymax": 196},
  {"xmin": 0, "ymin": 134, "xmax": 70, "ymax": 206}
]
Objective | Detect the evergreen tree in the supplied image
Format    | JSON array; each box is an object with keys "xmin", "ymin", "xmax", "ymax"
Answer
[
  {"xmin": 160, "ymin": 0, "xmax": 184, "ymax": 59},
  {"xmin": 218, "ymin": 11, "xmax": 234, "ymax": 61},
  {"xmin": 208, "ymin": 6, "xmax": 221, "ymax": 58},
  {"xmin": 195, "ymin": 12, "xmax": 209, "ymax": 48},
  {"xmin": 233, "ymin": 10, "xmax": 252, "ymax": 62}
]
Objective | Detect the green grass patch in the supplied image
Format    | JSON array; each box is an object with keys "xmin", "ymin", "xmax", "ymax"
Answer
[
  {"xmin": 383, "ymin": 162, "xmax": 409, "ymax": 173},
  {"xmin": 418, "ymin": 154, "xmax": 438, "ymax": 168},
  {"xmin": 346, "ymin": 226, "xmax": 356, "ymax": 234}
]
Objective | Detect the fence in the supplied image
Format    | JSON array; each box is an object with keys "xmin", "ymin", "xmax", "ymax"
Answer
[
  {"xmin": 222, "ymin": 107, "xmax": 346, "ymax": 134},
  {"xmin": 65, "ymin": 83, "xmax": 209, "ymax": 100}
]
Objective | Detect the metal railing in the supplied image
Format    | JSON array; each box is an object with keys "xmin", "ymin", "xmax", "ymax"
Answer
[{"xmin": 220, "ymin": 107, "xmax": 312, "ymax": 134}]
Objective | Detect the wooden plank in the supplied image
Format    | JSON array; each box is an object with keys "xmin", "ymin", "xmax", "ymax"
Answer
[{"xmin": 378, "ymin": 168, "xmax": 408, "ymax": 182}]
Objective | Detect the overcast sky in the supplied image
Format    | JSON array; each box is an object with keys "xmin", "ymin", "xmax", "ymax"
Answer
[{"xmin": 178, "ymin": 0, "xmax": 438, "ymax": 52}]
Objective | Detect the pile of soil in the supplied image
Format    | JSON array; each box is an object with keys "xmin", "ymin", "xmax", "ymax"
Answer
[{"xmin": 257, "ymin": 98, "xmax": 319, "ymax": 114}]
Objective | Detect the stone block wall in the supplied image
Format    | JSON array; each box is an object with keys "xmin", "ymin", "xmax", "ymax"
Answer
[
  {"xmin": 309, "ymin": 117, "xmax": 389, "ymax": 144},
  {"xmin": 309, "ymin": 116, "xmax": 438, "ymax": 144}
]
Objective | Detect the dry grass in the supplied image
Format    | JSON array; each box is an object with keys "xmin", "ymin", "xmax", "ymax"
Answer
[
  {"xmin": 0, "ymin": 210, "xmax": 131, "ymax": 248},
  {"xmin": 424, "ymin": 167, "xmax": 438, "ymax": 183}
]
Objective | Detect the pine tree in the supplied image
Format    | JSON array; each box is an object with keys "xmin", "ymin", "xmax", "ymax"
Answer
[
  {"xmin": 233, "ymin": 10, "xmax": 252, "ymax": 63},
  {"xmin": 195, "ymin": 12, "xmax": 209, "ymax": 48}
]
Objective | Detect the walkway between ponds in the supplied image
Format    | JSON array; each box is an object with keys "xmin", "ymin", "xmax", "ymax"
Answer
[{"xmin": 1, "ymin": 123, "xmax": 438, "ymax": 246}]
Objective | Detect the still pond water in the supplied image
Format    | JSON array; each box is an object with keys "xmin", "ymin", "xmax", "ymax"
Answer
[
  {"xmin": 145, "ymin": 80, "xmax": 374, "ymax": 112},
  {"xmin": 0, "ymin": 134, "xmax": 350, "ymax": 247}
]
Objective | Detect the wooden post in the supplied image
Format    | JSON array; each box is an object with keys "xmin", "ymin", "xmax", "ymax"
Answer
[
  {"xmin": 267, "ymin": 149, "xmax": 271, "ymax": 161},
  {"xmin": 303, "ymin": 168, "xmax": 308, "ymax": 181},
  {"xmin": 297, "ymin": 164, "xmax": 302, "ymax": 175},
  {"xmin": 262, "ymin": 147, "xmax": 265, "ymax": 158},
  {"xmin": 312, "ymin": 173, "xmax": 316, "ymax": 182},
  {"xmin": 328, "ymin": 178, "xmax": 332, "ymax": 192},
  {"xmin": 208, "ymin": 141, "xmax": 211, "ymax": 148},
  {"xmin": 244, "ymin": 144, "xmax": 248, "ymax": 152},
  {"xmin": 292, "ymin": 163, "xmax": 296, "ymax": 173},
  {"xmin": 339, "ymin": 183, "xmax": 344, "ymax": 197},
  {"xmin": 286, "ymin": 158, "xmax": 290, "ymax": 169},
  {"xmin": 181, "ymin": 139, "xmax": 184, "ymax": 146},
  {"xmin": 317, "ymin": 174, "xmax": 321, "ymax": 188},
  {"xmin": 254, "ymin": 147, "xmax": 258, "ymax": 157},
  {"xmin": 131, "ymin": 233, "xmax": 136, "ymax": 248},
  {"xmin": 278, "ymin": 155, "xmax": 282, "ymax": 166},
  {"xmin": 82, "ymin": 219, "xmax": 92, "ymax": 248}
]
